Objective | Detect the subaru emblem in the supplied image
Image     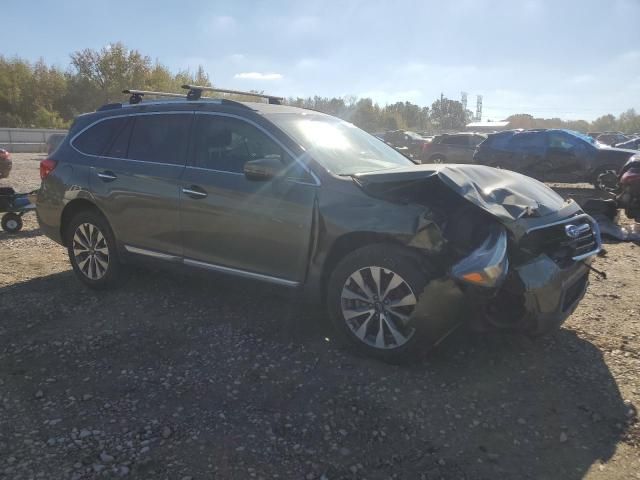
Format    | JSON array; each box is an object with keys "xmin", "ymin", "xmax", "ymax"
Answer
[{"xmin": 565, "ymin": 224, "xmax": 588, "ymax": 239}]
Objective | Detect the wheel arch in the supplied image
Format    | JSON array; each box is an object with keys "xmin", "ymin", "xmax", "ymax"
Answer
[
  {"xmin": 59, "ymin": 199, "xmax": 107, "ymax": 246},
  {"xmin": 319, "ymin": 231, "xmax": 409, "ymax": 301}
]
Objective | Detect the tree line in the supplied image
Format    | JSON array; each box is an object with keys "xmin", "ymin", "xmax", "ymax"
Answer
[{"xmin": 1, "ymin": 42, "xmax": 639, "ymax": 135}]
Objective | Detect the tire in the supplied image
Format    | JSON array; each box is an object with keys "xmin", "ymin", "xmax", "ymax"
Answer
[
  {"xmin": 65, "ymin": 209, "xmax": 122, "ymax": 289},
  {"xmin": 430, "ymin": 155, "xmax": 446, "ymax": 164},
  {"xmin": 1, "ymin": 213, "xmax": 23, "ymax": 233},
  {"xmin": 326, "ymin": 244, "xmax": 436, "ymax": 363},
  {"xmin": 592, "ymin": 167, "xmax": 619, "ymax": 190}
]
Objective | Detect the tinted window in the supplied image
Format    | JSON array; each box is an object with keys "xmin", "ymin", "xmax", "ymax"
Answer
[
  {"xmin": 74, "ymin": 117, "xmax": 130, "ymax": 156},
  {"xmin": 441, "ymin": 136, "xmax": 468, "ymax": 146},
  {"xmin": 105, "ymin": 117, "xmax": 133, "ymax": 158},
  {"xmin": 509, "ymin": 132, "xmax": 546, "ymax": 151},
  {"xmin": 192, "ymin": 115, "xmax": 294, "ymax": 175},
  {"xmin": 548, "ymin": 132, "xmax": 582, "ymax": 151},
  {"xmin": 483, "ymin": 132, "xmax": 514, "ymax": 149},
  {"xmin": 128, "ymin": 114, "xmax": 192, "ymax": 165}
]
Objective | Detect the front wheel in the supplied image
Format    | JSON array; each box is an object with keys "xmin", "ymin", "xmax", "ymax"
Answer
[
  {"xmin": 66, "ymin": 210, "xmax": 122, "ymax": 289},
  {"xmin": 1, "ymin": 213, "xmax": 23, "ymax": 233},
  {"xmin": 326, "ymin": 244, "xmax": 435, "ymax": 362},
  {"xmin": 430, "ymin": 155, "xmax": 446, "ymax": 164}
]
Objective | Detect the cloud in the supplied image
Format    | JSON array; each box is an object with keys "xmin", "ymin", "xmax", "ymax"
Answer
[
  {"xmin": 234, "ymin": 72, "xmax": 283, "ymax": 80},
  {"xmin": 213, "ymin": 15, "xmax": 236, "ymax": 30},
  {"xmin": 227, "ymin": 53, "xmax": 245, "ymax": 63},
  {"xmin": 570, "ymin": 74, "xmax": 596, "ymax": 85}
]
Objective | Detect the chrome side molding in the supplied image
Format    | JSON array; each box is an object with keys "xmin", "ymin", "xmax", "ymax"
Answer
[{"xmin": 124, "ymin": 244, "xmax": 299, "ymax": 287}]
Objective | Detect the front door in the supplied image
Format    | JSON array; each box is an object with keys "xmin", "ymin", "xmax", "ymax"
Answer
[{"xmin": 179, "ymin": 113, "xmax": 317, "ymax": 284}]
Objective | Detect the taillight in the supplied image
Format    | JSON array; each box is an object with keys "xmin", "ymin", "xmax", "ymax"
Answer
[
  {"xmin": 40, "ymin": 159, "xmax": 58, "ymax": 180},
  {"xmin": 0, "ymin": 149, "xmax": 9, "ymax": 161},
  {"xmin": 620, "ymin": 168, "xmax": 640, "ymax": 186}
]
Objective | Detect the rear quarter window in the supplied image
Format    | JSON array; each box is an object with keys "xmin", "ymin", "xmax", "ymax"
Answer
[
  {"xmin": 482, "ymin": 132, "xmax": 514, "ymax": 150},
  {"xmin": 73, "ymin": 117, "xmax": 130, "ymax": 156}
]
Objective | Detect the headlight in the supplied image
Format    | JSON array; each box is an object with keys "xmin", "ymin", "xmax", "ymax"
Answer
[{"xmin": 450, "ymin": 224, "xmax": 508, "ymax": 288}]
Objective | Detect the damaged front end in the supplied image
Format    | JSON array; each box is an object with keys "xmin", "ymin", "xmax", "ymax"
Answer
[{"xmin": 353, "ymin": 164, "xmax": 601, "ymax": 340}]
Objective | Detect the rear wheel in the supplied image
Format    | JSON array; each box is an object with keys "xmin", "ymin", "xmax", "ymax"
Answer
[
  {"xmin": 430, "ymin": 155, "xmax": 446, "ymax": 164},
  {"xmin": 66, "ymin": 210, "xmax": 121, "ymax": 289},
  {"xmin": 327, "ymin": 244, "xmax": 435, "ymax": 362},
  {"xmin": 1, "ymin": 213, "xmax": 23, "ymax": 233}
]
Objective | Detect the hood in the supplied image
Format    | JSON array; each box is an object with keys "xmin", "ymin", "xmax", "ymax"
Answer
[
  {"xmin": 353, "ymin": 164, "xmax": 574, "ymax": 223},
  {"xmin": 595, "ymin": 147, "xmax": 637, "ymax": 161}
]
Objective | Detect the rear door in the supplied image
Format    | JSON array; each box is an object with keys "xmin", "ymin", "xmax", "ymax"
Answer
[
  {"xmin": 545, "ymin": 131, "xmax": 590, "ymax": 182},
  {"xmin": 505, "ymin": 132, "xmax": 547, "ymax": 178},
  {"xmin": 84, "ymin": 112, "xmax": 193, "ymax": 255},
  {"xmin": 179, "ymin": 113, "xmax": 317, "ymax": 284}
]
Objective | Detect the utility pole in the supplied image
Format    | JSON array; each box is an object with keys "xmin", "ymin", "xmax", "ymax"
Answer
[{"xmin": 440, "ymin": 92, "xmax": 444, "ymax": 131}]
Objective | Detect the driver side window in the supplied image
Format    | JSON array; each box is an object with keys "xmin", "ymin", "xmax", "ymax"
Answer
[
  {"xmin": 192, "ymin": 115, "xmax": 291, "ymax": 174},
  {"xmin": 548, "ymin": 133, "xmax": 580, "ymax": 152}
]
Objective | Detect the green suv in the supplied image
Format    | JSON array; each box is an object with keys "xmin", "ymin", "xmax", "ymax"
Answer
[{"xmin": 36, "ymin": 86, "xmax": 601, "ymax": 361}]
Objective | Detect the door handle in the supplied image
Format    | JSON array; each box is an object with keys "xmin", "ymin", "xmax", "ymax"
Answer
[
  {"xmin": 97, "ymin": 171, "xmax": 117, "ymax": 182},
  {"xmin": 182, "ymin": 186, "xmax": 208, "ymax": 199}
]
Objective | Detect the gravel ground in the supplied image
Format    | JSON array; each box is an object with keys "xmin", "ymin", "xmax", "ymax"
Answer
[{"xmin": 0, "ymin": 154, "xmax": 638, "ymax": 480}]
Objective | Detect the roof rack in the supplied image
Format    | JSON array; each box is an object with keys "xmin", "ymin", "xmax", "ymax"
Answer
[
  {"xmin": 122, "ymin": 89, "xmax": 185, "ymax": 105},
  {"xmin": 181, "ymin": 85, "xmax": 284, "ymax": 105}
]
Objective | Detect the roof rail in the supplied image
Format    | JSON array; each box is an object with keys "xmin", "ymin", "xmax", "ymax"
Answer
[
  {"xmin": 181, "ymin": 85, "xmax": 284, "ymax": 105},
  {"xmin": 122, "ymin": 89, "xmax": 185, "ymax": 105}
]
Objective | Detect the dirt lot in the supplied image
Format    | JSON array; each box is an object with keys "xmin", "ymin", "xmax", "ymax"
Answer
[{"xmin": 0, "ymin": 153, "xmax": 638, "ymax": 480}]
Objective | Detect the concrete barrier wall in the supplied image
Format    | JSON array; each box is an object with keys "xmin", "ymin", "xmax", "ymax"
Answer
[{"xmin": 0, "ymin": 128, "xmax": 68, "ymax": 153}]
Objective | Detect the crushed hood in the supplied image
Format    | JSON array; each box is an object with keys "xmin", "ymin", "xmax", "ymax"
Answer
[{"xmin": 353, "ymin": 164, "xmax": 575, "ymax": 223}]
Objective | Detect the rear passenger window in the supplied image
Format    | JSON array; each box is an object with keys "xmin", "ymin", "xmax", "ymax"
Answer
[
  {"xmin": 73, "ymin": 117, "xmax": 130, "ymax": 156},
  {"xmin": 442, "ymin": 136, "xmax": 469, "ymax": 146},
  {"xmin": 509, "ymin": 133, "xmax": 546, "ymax": 151},
  {"xmin": 128, "ymin": 114, "xmax": 192, "ymax": 165}
]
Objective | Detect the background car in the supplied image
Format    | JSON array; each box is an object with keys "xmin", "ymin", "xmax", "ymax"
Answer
[
  {"xmin": 615, "ymin": 137, "xmax": 640, "ymax": 150},
  {"xmin": 0, "ymin": 148, "xmax": 12, "ymax": 179},
  {"xmin": 473, "ymin": 129, "xmax": 637, "ymax": 184},
  {"xmin": 383, "ymin": 130, "xmax": 430, "ymax": 158},
  {"xmin": 421, "ymin": 132, "xmax": 486, "ymax": 164},
  {"xmin": 596, "ymin": 132, "xmax": 630, "ymax": 146}
]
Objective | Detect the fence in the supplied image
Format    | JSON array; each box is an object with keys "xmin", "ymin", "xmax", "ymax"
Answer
[{"xmin": 0, "ymin": 128, "xmax": 68, "ymax": 153}]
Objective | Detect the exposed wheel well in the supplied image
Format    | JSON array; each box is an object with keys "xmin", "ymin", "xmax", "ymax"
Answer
[
  {"xmin": 59, "ymin": 199, "xmax": 105, "ymax": 246},
  {"xmin": 320, "ymin": 232, "xmax": 406, "ymax": 300}
]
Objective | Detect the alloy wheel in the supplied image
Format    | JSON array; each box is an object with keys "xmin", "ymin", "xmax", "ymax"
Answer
[
  {"xmin": 340, "ymin": 266, "xmax": 417, "ymax": 349},
  {"xmin": 72, "ymin": 223, "xmax": 109, "ymax": 280},
  {"xmin": 5, "ymin": 219, "xmax": 18, "ymax": 230}
]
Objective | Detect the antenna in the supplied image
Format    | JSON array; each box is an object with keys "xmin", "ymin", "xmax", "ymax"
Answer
[
  {"xmin": 122, "ymin": 89, "xmax": 185, "ymax": 105},
  {"xmin": 181, "ymin": 85, "xmax": 284, "ymax": 105},
  {"xmin": 475, "ymin": 95, "xmax": 483, "ymax": 122}
]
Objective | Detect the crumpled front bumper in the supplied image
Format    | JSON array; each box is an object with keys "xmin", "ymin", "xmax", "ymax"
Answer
[
  {"xmin": 486, "ymin": 255, "xmax": 591, "ymax": 334},
  {"xmin": 410, "ymin": 218, "xmax": 597, "ymax": 344}
]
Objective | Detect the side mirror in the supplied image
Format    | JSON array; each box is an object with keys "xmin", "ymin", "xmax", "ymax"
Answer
[{"xmin": 243, "ymin": 157, "xmax": 284, "ymax": 181}]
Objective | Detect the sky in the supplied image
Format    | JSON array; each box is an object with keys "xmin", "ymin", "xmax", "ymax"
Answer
[{"xmin": 2, "ymin": 0, "xmax": 640, "ymax": 121}]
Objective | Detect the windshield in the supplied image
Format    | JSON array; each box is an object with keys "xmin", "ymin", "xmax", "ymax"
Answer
[{"xmin": 268, "ymin": 114, "xmax": 415, "ymax": 175}]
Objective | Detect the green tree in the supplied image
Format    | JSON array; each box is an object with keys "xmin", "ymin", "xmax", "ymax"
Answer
[{"xmin": 430, "ymin": 97, "xmax": 466, "ymax": 131}]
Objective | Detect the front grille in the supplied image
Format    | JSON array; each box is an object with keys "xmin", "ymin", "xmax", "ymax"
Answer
[{"xmin": 518, "ymin": 216, "xmax": 600, "ymax": 266}]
